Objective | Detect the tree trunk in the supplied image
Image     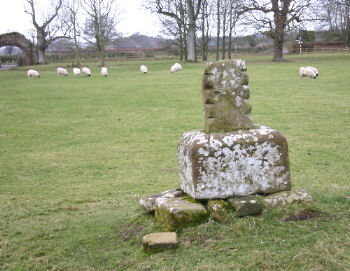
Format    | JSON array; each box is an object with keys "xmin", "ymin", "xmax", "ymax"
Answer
[
  {"xmin": 272, "ymin": 7, "xmax": 286, "ymax": 62},
  {"xmin": 36, "ymin": 30, "xmax": 47, "ymax": 64},
  {"xmin": 179, "ymin": 22, "xmax": 184, "ymax": 61},
  {"xmin": 222, "ymin": 1, "xmax": 226, "ymax": 60},
  {"xmin": 100, "ymin": 49, "xmax": 105, "ymax": 66},
  {"xmin": 228, "ymin": 32, "xmax": 232, "ymax": 59},
  {"xmin": 216, "ymin": 0, "xmax": 220, "ymax": 61},
  {"xmin": 186, "ymin": 0, "xmax": 196, "ymax": 62},
  {"xmin": 272, "ymin": 34, "xmax": 284, "ymax": 62},
  {"xmin": 184, "ymin": 28, "xmax": 188, "ymax": 61},
  {"xmin": 74, "ymin": 44, "xmax": 80, "ymax": 66},
  {"xmin": 37, "ymin": 48, "xmax": 46, "ymax": 64}
]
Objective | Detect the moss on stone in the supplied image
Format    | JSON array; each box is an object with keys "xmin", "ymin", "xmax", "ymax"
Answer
[
  {"xmin": 207, "ymin": 200, "xmax": 233, "ymax": 223},
  {"xmin": 155, "ymin": 197, "xmax": 209, "ymax": 231}
]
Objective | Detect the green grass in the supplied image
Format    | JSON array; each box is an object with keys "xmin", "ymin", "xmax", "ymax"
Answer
[{"xmin": 1, "ymin": 54, "xmax": 350, "ymax": 270}]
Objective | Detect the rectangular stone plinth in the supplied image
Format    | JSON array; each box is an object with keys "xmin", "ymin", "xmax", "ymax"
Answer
[
  {"xmin": 142, "ymin": 232, "xmax": 179, "ymax": 253},
  {"xmin": 177, "ymin": 125, "xmax": 291, "ymax": 199}
]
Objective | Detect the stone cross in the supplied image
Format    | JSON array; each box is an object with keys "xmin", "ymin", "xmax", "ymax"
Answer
[{"xmin": 202, "ymin": 60, "xmax": 254, "ymax": 133}]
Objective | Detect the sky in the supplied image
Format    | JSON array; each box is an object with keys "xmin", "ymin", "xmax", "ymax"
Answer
[{"xmin": 0, "ymin": 0, "xmax": 162, "ymax": 38}]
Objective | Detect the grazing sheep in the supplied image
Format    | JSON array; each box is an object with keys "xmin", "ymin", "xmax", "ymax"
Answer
[
  {"xmin": 101, "ymin": 67, "xmax": 108, "ymax": 77},
  {"xmin": 57, "ymin": 67, "xmax": 68, "ymax": 76},
  {"xmin": 73, "ymin": 68, "xmax": 81, "ymax": 77},
  {"xmin": 140, "ymin": 65, "xmax": 148, "ymax": 74},
  {"xmin": 171, "ymin": 62, "xmax": 182, "ymax": 73},
  {"xmin": 82, "ymin": 67, "xmax": 91, "ymax": 77},
  {"xmin": 27, "ymin": 69, "xmax": 40, "ymax": 79},
  {"xmin": 306, "ymin": 66, "xmax": 319, "ymax": 77},
  {"xmin": 299, "ymin": 67, "xmax": 317, "ymax": 79}
]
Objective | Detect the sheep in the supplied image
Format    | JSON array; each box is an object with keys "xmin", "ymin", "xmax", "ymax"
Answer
[
  {"xmin": 306, "ymin": 66, "xmax": 319, "ymax": 77},
  {"xmin": 299, "ymin": 67, "xmax": 317, "ymax": 79},
  {"xmin": 82, "ymin": 67, "xmax": 91, "ymax": 77},
  {"xmin": 140, "ymin": 65, "xmax": 148, "ymax": 74},
  {"xmin": 27, "ymin": 69, "xmax": 40, "ymax": 79},
  {"xmin": 57, "ymin": 67, "xmax": 68, "ymax": 76},
  {"xmin": 171, "ymin": 62, "xmax": 182, "ymax": 73},
  {"xmin": 101, "ymin": 67, "xmax": 108, "ymax": 77},
  {"xmin": 73, "ymin": 68, "xmax": 81, "ymax": 77}
]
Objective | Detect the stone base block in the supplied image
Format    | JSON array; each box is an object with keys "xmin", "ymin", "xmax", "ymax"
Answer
[
  {"xmin": 227, "ymin": 196, "xmax": 263, "ymax": 217},
  {"xmin": 263, "ymin": 189, "xmax": 312, "ymax": 209},
  {"xmin": 155, "ymin": 197, "xmax": 209, "ymax": 231},
  {"xmin": 140, "ymin": 188, "xmax": 183, "ymax": 213},
  {"xmin": 207, "ymin": 200, "xmax": 232, "ymax": 223},
  {"xmin": 177, "ymin": 125, "xmax": 291, "ymax": 199},
  {"xmin": 142, "ymin": 232, "xmax": 179, "ymax": 253}
]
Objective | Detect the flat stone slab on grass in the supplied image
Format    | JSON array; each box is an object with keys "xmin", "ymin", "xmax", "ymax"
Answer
[
  {"xmin": 263, "ymin": 189, "xmax": 312, "ymax": 209},
  {"xmin": 142, "ymin": 232, "xmax": 179, "ymax": 253},
  {"xmin": 178, "ymin": 125, "xmax": 291, "ymax": 199},
  {"xmin": 140, "ymin": 188, "xmax": 183, "ymax": 213},
  {"xmin": 227, "ymin": 196, "xmax": 263, "ymax": 217},
  {"xmin": 155, "ymin": 197, "xmax": 209, "ymax": 231}
]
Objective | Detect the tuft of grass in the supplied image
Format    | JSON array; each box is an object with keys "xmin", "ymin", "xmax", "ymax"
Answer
[{"xmin": 1, "ymin": 54, "xmax": 350, "ymax": 270}]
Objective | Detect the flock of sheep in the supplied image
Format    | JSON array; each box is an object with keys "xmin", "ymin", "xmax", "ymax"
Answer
[
  {"xmin": 27, "ymin": 63, "xmax": 183, "ymax": 79},
  {"xmin": 27, "ymin": 62, "xmax": 318, "ymax": 80}
]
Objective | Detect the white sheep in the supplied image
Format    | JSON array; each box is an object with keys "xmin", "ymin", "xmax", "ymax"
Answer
[
  {"xmin": 140, "ymin": 65, "xmax": 148, "ymax": 74},
  {"xmin": 101, "ymin": 67, "xmax": 108, "ymax": 77},
  {"xmin": 57, "ymin": 67, "xmax": 68, "ymax": 76},
  {"xmin": 27, "ymin": 69, "xmax": 40, "ymax": 79},
  {"xmin": 306, "ymin": 66, "xmax": 319, "ymax": 77},
  {"xmin": 299, "ymin": 67, "xmax": 317, "ymax": 79},
  {"xmin": 82, "ymin": 67, "xmax": 91, "ymax": 77},
  {"xmin": 171, "ymin": 62, "xmax": 182, "ymax": 73},
  {"xmin": 73, "ymin": 68, "xmax": 81, "ymax": 77}
]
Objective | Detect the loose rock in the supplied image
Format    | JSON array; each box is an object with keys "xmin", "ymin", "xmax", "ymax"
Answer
[
  {"xmin": 140, "ymin": 188, "xmax": 183, "ymax": 213},
  {"xmin": 142, "ymin": 232, "xmax": 179, "ymax": 253}
]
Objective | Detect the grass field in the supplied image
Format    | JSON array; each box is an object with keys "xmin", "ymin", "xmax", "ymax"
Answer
[{"xmin": 1, "ymin": 54, "xmax": 350, "ymax": 270}]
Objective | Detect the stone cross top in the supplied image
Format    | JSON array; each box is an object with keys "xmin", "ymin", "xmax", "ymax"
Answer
[{"xmin": 202, "ymin": 60, "xmax": 254, "ymax": 133}]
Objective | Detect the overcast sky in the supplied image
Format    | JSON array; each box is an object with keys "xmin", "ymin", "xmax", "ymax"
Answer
[{"xmin": 0, "ymin": 0, "xmax": 162, "ymax": 37}]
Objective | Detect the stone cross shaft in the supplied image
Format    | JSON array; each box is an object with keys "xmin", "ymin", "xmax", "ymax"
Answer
[{"xmin": 202, "ymin": 60, "xmax": 254, "ymax": 133}]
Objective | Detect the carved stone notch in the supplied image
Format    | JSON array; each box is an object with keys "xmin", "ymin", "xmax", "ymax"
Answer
[{"xmin": 202, "ymin": 60, "xmax": 254, "ymax": 133}]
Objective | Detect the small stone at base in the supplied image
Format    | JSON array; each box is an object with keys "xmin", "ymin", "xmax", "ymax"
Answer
[
  {"xmin": 227, "ymin": 196, "xmax": 263, "ymax": 217},
  {"xmin": 263, "ymin": 189, "xmax": 312, "ymax": 209},
  {"xmin": 142, "ymin": 232, "xmax": 179, "ymax": 253}
]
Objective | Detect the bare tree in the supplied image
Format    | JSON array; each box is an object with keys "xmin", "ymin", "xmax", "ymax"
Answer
[
  {"xmin": 321, "ymin": 0, "xmax": 350, "ymax": 46},
  {"xmin": 243, "ymin": 0, "xmax": 316, "ymax": 62},
  {"xmin": 199, "ymin": 0, "xmax": 213, "ymax": 61},
  {"xmin": 62, "ymin": 0, "xmax": 82, "ymax": 66},
  {"xmin": 146, "ymin": 0, "xmax": 202, "ymax": 62},
  {"xmin": 221, "ymin": 0, "xmax": 228, "ymax": 59},
  {"xmin": 146, "ymin": 0, "xmax": 188, "ymax": 61},
  {"xmin": 25, "ymin": 0, "xmax": 68, "ymax": 64},
  {"xmin": 227, "ymin": 0, "xmax": 244, "ymax": 59},
  {"xmin": 186, "ymin": 0, "xmax": 203, "ymax": 61},
  {"xmin": 82, "ymin": 0, "xmax": 119, "ymax": 67}
]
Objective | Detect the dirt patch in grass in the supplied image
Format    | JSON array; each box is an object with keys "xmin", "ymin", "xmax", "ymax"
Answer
[{"xmin": 283, "ymin": 209, "xmax": 322, "ymax": 222}]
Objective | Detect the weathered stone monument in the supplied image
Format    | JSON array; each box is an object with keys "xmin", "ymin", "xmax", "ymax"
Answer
[
  {"xmin": 178, "ymin": 60, "xmax": 291, "ymax": 199},
  {"xmin": 140, "ymin": 60, "xmax": 312, "ymax": 242}
]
